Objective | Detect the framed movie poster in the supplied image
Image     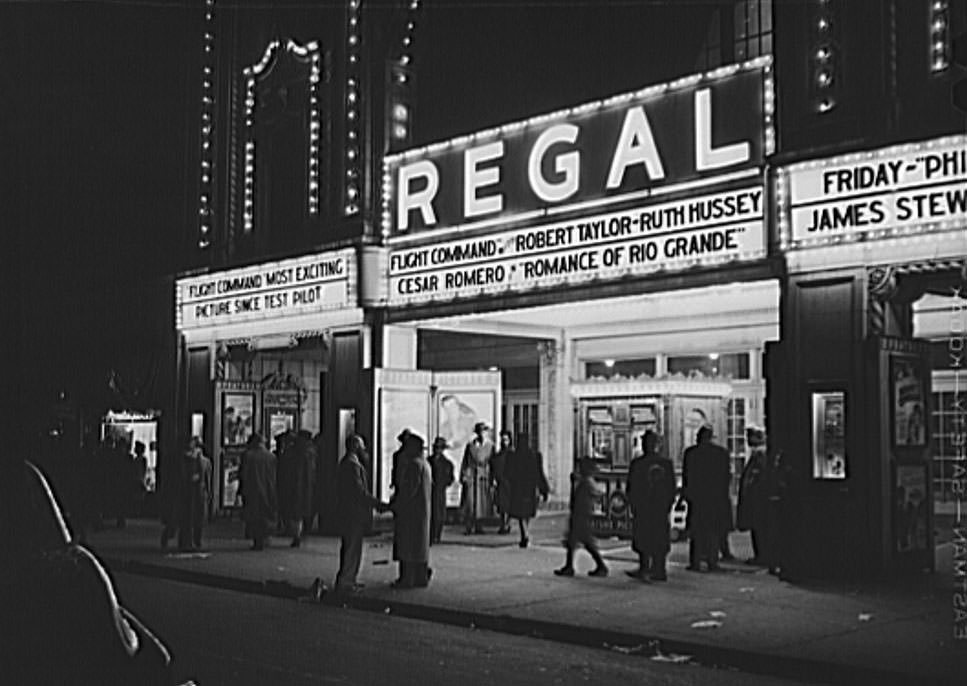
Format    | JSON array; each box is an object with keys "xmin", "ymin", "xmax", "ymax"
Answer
[
  {"xmin": 891, "ymin": 357, "xmax": 926, "ymax": 448},
  {"xmin": 222, "ymin": 392, "xmax": 254, "ymax": 446},
  {"xmin": 221, "ymin": 448, "xmax": 243, "ymax": 508},
  {"xmin": 811, "ymin": 390, "xmax": 847, "ymax": 480}
]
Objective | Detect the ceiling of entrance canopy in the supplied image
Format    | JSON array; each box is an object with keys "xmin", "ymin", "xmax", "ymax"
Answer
[{"xmin": 415, "ymin": 281, "xmax": 779, "ymax": 339}]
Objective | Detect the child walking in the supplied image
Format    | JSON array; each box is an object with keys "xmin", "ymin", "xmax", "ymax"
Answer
[{"xmin": 554, "ymin": 457, "xmax": 608, "ymax": 577}]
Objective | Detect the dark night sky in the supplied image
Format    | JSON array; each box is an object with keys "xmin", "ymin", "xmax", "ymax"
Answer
[{"xmin": 4, "ymin": 0, "xmax": 714, "ymax": 421}]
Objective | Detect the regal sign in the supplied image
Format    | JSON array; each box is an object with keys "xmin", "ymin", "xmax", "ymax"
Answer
[
  {"xmin": 382, "ymin": 59, "xmax": 772, "ymax": 235},
  {"xmin": 176, "ymin": 248, "xmax": 355, "ymax": 331}
]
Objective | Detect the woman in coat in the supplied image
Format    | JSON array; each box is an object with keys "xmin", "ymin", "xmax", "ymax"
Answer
[
  {"xmin": 506, "ymin": 433, "xmax": 549, "ymax": 548},
  {"xmin": 389, "ymin": 432, "xmax": 432, "ymax": 588}
]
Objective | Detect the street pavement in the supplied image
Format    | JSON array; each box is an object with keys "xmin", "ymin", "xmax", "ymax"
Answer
[
  {"xmin": 116, "ymin": 571, "xmax": 820, "ymax": 686},
  {"xmin": 88, "ymin": 513, "xmax": 966, "ymax": 686}
]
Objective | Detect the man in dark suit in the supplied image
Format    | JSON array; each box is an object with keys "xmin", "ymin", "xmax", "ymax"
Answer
[
  {"xmin": 334, "ymin": 434, "xmax": 386, "ymax": 593},
  {"xmin": 682, "ymin": 425, "xmax": 731, "ymax": 572}
]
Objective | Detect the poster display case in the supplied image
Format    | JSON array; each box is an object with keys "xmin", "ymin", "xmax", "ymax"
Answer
[
  {"xmin": 811, "ymin": 390, "xmax": 847, "ymax": 480},
  {"xmin": 572, "ymin": 379, "xmax": 731, "ymax": 537}
]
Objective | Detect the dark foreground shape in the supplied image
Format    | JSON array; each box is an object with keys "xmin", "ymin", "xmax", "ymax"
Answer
[{"xmin": 0, "ymin": 460, "xmax": 195, "ymax": 686}]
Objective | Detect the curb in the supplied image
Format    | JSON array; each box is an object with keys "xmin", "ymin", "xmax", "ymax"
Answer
[{"xmin": 109, "ymin": 556, "xmax": 953, "ymax": 686}]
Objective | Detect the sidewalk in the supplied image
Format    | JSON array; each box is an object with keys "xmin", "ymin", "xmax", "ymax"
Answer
[{"xmin": 89, "ymin": 514, "xmax": 965, "ymax": 686}]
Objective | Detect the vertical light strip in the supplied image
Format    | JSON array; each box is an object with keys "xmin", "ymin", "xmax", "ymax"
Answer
[
  {"xmin": 930, "ymin": 1, "xmax": 950, "ymax": 73},
  {"xmin": 344, "ymin": 0, "xmax": 362, "ymax": 216},
  {"xmin": 812, "ymin": 0, "xmax": 837, "ymax": 114},
  {"xmin": 308, "ymin": 45, "xmax": 322, "ymax": 215},
  {"xmin": 198, "ymin": 0, "xmax": 216, "ymax": 249}
]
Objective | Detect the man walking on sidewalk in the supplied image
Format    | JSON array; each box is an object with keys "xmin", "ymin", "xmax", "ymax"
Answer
[
  {"xmin": 555, "ymin": 457, "xmax": 608, "ymax": 578},
  {"xmin": 334, "ymin": 434, "xmax": 387, "ymax": 593}
]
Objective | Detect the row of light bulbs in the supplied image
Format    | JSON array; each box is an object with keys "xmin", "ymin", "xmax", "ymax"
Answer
[
  {"xmin": 343, "ymin": 0, "xmax": 362, "ymax": 216},
  {"xmin": 930, "ymin": 1, "xmax": 950, "ymax": 73},
  {"xmin": 813, "ymin": 0, "xmax": 836, "ymax": 114},
  {"xmin": 198, "ymin": 0, "xmax": 216, "ymax": 249}
]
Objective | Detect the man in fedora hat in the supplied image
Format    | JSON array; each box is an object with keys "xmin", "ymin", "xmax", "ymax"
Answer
[
  {"xmin": 682, "ymin": 424, "xmax": 731, "ymax": 572},
  {"xmin": 428, "ymin": 436, "xmax": 454, "ymax": 545},
  {"xmin": 460, "ymin": 421, "xmax": 495, "ymax": 534}
]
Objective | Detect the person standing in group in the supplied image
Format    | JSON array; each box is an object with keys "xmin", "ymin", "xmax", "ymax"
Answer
[
  {"xmin": 281, "ymin": 430, "xmax": 317, "ymax": 548},
  {"xmin": 460, "ymin": 421, "xmax": 495, "ymax": 534},
  {"xmin": 554, "ymin": 457, "xmax": 608, "ymax": 578},
  {"xmin": 389, "ymin": 432, "xmax": 433, "ymax": 588},
  {"xmin": 132, "ymin": 441, "xmax": 148, "ymax": 517},
  {"xmin": 491, "ymin": 431, "xmax": 514, "ymax": 534},
  {"xmin": 391, "ymin": 429, "xmax": 411, "ymax": 494},
  {"xmin": 178, "ymin": 437, "xmax": 212, "ymax": 551},
  {"xmin": 428, "ymin": 436, "xmax": 454, "ymax": 545},
  {"xmin": 109, "ymin": 438, "xmax": 134, "ymax": 529},
  {"xmin": 626, "ymin": 430, "xmax": 676, "ymax": 581},
  {"xmin": 506, "ymin": 433, "xmax": 549, "ymax": 549},
  {"xmin": 682, "ymin": 425, "xmax": 731, "ymax": 572},
  {"xmin": 239, "ymin": 433, "xmax": 277, "ymax": 551},
  {"xmin": 159, "ymin": 443, "xmax": 181, "ymax": 550},
  {"xmin": 736, "ymin": 425, "xmax": 769, "ymax": 564},
  {"xmin": 763, "ymin": 449, "xmax": 792, "ymax": 576},
  {"xmin": 334, "ymin": 434, "xmax": 387, "ymax": 593},
  {"xmin": 274, "ymin": 429, "xmax": 296, "ymax": 534}
]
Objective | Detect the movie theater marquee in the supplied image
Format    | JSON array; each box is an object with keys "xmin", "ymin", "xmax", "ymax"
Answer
[{"xmin": 383, "ymin": 58, "xmax": 773, "ymax": 305}]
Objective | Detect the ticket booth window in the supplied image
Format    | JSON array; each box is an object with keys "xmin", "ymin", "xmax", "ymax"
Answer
[
  {"xmin": 812, "ymin": 391, "xmax": 847, "ymax": 479},
  {"xmin": 587, "ymin": 407, "xmax": 615, "ymax": 465}
]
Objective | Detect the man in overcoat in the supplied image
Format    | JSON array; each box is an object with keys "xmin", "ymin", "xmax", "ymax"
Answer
[
  {"xmin": 626, "ymin": 430, "xmax": 676, "ymax": 581},
  {"xmin": 389, "ymin": 432, "xmax": 432, "ymax": 588},
  {"xmin": 460, "ymin": 421, "xmax": 495, "ymax": 534},
  {"xmin": 281, "ymin": 430, "xmax": 317, "ymax": 547},
  {"xmin": 682, "ymin": 425, "xmax": 731, "ymax": 572},
  {"xmin": 240, "ymin": 433, "xmax": 277, "ymax": 551},
  {"xmin": 178, "ymin": 437, "xmax": 212, "ymax": 551},
  {"xmin": 491, "ymin": 431, "xmax": 514, "ymax": 534},
  {"xmin": 736, "ymin": 425, "xmax": 769, "ymax": 564}
]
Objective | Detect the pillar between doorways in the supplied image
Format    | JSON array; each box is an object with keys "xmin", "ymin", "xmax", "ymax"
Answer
[{"xmin": 539, "ymin": 335, "xmax": 573, "ymax": 508}]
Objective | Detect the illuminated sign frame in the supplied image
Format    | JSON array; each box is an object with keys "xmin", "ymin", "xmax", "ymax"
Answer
[
  {"xmin": 381, "ymin": 57, "xmax": 774, "ymax": 238},
  {"xmin": 777, "ymin": 135, "xmax": 967, "ymax": 250},
  {"xmin": 386, "ymin": 183, "xmax": 766, "ymax": 306},
  {"xmin": 175, "ymin": 248, "xmax": 356, "ymax": 332}
]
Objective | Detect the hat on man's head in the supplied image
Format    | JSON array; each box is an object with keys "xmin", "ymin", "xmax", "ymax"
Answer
[
  {"xmin": 397, "ymin": 428, "xmax": 412, "ymax": 442},
  {"xmin": 746, "ymin": 425, "xmax": 765, "ymax": 443},
  {"xmin": 474, "ymin": 421, "xmax": 490, "ymax": 432},
  {"xmin": 433, "ymin": 436, "xmax": 449, "ymax": 449},
  {"xmin": 696, "ymin": 424, "xmax": 714, "ymax": 442}
]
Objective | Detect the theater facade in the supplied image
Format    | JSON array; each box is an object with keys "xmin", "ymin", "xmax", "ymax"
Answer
[{"xmin": 170, "ymin": 1, "xmax": 966, "ymax": 580}]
